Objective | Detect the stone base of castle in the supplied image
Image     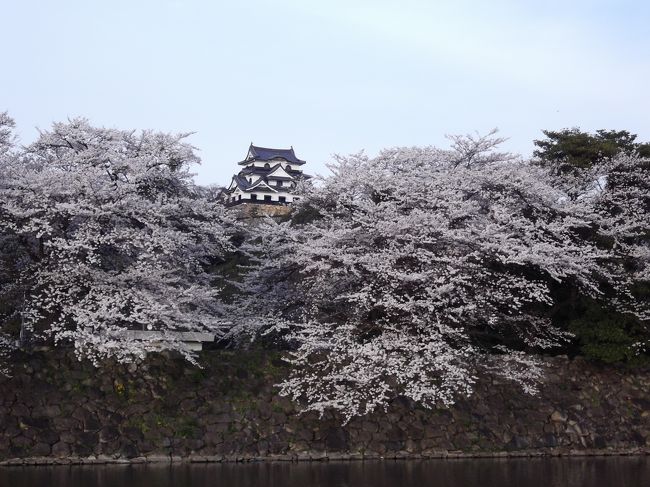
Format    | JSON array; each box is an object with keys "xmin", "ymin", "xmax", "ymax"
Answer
[{"xmin": 227, "ymin": 202, "xmax": 292, "ymax": 220}]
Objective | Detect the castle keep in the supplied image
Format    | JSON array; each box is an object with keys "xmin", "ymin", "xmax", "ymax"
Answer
[{"xmin": 226, "ymin": 144, "xmax": 310, "ymax": 205}]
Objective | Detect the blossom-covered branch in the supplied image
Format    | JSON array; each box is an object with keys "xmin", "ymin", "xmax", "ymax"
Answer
[
  {"xmin": 240, "ymin": 132, "xmax": 646, "ymax": 419},
  {"xmin": 1, "ymin": 118, "xmax": 237, "ymax": 365}
]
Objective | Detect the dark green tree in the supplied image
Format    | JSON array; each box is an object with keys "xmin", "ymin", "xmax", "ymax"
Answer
[
  {"xmin": 637, "ymin": 142, "xmax": 650, "ymax": 158},
  {"xmin": 533, "ymin": 128, "xmax": 647, "ymax": 174},
  {"xmin": 534, "ymin": 127, "xmax": 650, "ymax": 365}
]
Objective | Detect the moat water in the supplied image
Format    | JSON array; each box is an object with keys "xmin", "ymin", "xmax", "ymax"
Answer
[{"xmin": 1, "ymin": 457, "xmax": 649, "ymax": 486}]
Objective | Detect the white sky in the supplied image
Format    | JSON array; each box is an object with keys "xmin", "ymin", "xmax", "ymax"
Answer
[{"xmin": 2, "ymin": 0, "xmax": 649, "ymax": 185}]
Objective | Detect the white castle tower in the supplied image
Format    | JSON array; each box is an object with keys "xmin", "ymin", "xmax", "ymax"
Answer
[{"xmin": 226, "ymin": 144, "xmax": 310, "ymax": 205}]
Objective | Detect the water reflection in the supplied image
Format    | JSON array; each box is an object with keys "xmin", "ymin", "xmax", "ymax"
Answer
[{"xmin": 1, "ymin": 457, "xmax": 649, "ymax": 487}]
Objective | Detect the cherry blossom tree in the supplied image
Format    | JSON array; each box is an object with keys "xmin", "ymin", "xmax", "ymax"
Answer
[
  {"xmin": 579, "ymin": 153, "xmax": 650, "ymax": 357},
  {"xmin": 591, "ymin": 154, "xmax": 649, "ymax": 288},
  {"xmin": 0, "ymin": 112, "xmax": 15, "ymax": 157},
  {"xmin": 533, "ymin": 143, "xmax": 649, "ymax": 361},
  {"xmin": 0, "ymin": 112, "xmax": 19, "ymax": 373},
  {"xmin": 239, "ymin": 132, "xmax": 646, "ymax": 421},
  {"xmin": 0, "ymin": 117, "xmax": 236, "ymax": 366}
]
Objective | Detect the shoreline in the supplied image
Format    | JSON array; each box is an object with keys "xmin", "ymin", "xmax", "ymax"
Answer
[{"xmin": 2, "ymin": 448, "xmax": 650, "ymax": 467}]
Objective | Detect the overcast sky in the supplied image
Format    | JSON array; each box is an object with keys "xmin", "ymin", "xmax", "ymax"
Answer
[{"xmin": 2, "ymin": 0, "xmax": 649, "ymax": 185}]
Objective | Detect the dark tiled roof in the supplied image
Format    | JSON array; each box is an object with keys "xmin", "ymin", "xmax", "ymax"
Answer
[
  {"xmin": 231, "ymin": 175, "xmax": 252, "ymax": 190},
  {"xmin": 239, "ymin": 163, "xmax": 308, "ymax": 178},
  {"xmin": 240, "ymin": 167, "xmax": 305, "ymax": 177},
  {"xmin": 239, "ymin": 167, "xmax": 269, "ymax": 176},
  {"xmin": 248, "ymin": 185, "xmax": 279, "ymax": 193},
  {"xmin": 238, "ymin": 144, "xmax": 306, "ymax": 165},
  {"xmin": 266, "ymin": 175, "xmax": 294, "ymax": 181},
  {"xmin": 229, "ymin": 176, "xmax": 291, "ymax": 194},
  {"xmin": 229, "ymin": 171, "xmax": 311, "ymax": 194}
]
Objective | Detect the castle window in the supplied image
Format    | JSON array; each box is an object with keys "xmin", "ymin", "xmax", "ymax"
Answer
[
  {"xmin": 264, "ymin": 195, "xmax": 272, "ymax": 202},
  {"xmin": 251, "ymin": 194, "xmax": 258, "ymax": 201},
  {"xmin": 279, "ymin": 196, "xmax": 286, "ymax": 203},
  {"xmin": 238, "ymin": 195, "xmax": 241, "ymax": 200},
  {"xmin": 264, "ymin": 163, "xmax": 270, "ymax": 169},
  {"xmin": 286, "ymin": 165, "xmax": 292, "ymax": 171},
  {"xmin": 248, "ymin": 178, "xmax": 252, "ymax": 183},
  {"xmin": 277, "ymin": 180, "xmax": 282, "ymax": 187}
]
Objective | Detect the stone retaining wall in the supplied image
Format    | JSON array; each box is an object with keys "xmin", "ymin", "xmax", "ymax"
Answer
[
  {"xmin": 228, "ymin": 203, "xmax": 292, "ymax": 220},
  {"xmin": 1, "ymin": 350, "xmax": 649, "ymax": 464}
]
